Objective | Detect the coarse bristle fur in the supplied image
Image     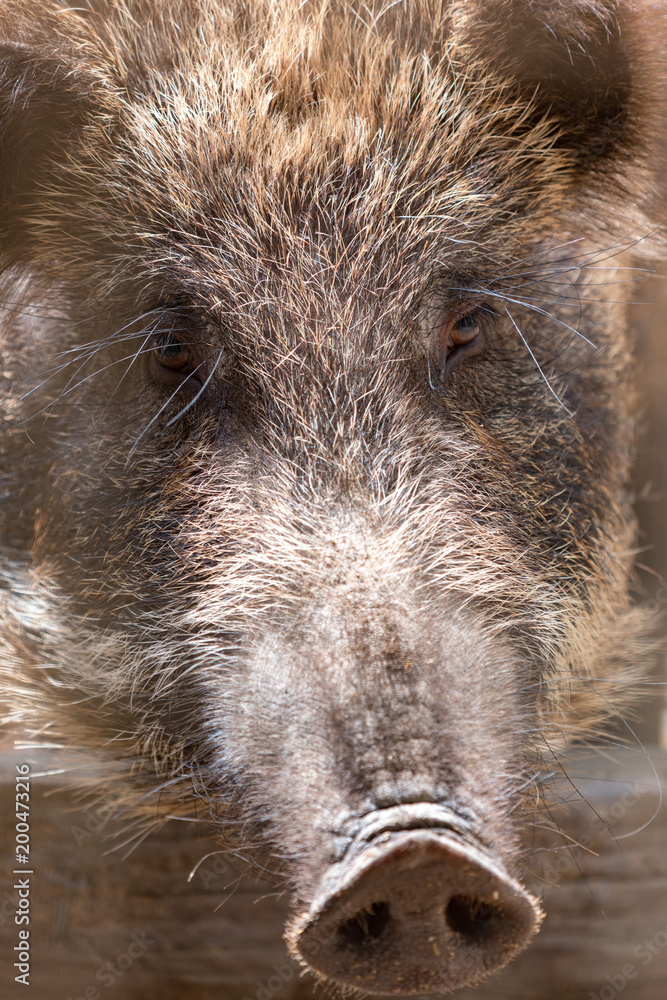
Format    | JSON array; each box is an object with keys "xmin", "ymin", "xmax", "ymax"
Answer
[{"xmin": 0, "ymin": 1, "xmax": 665, "ymax": 993}]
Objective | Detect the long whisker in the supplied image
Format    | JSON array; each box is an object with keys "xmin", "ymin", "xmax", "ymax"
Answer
[
  {"xmin": 165, "ymin": 345, "xmax": 227, "ymax": 427},
  {"xmin": 478, "ymin": 290, "xmax": 598, "ymax": 350},
  {"xmin": 126, "ymin": 356, "xmax": 210, "ymax": 462},
  {"xmin": 504, "ymin": 305, "xmax": 574, "ymax": 415}
]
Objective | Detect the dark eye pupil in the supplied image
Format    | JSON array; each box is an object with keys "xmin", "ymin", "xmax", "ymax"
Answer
[
  {"xmin": 157, "ymin": 334, "xmax": 185, "ymax": 358},
  {"xmin": 456, "ymin": 313, "xmax": 479, "ymax": 333}
]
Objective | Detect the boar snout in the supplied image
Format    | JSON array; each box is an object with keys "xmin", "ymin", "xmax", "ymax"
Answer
[
  {"xmin": 226, "ymin": 600, "xmax": 540, "ymax": 993},
  {"xmin": 288, "ymin": 807, "xmax": 543, "ymax": 995}
]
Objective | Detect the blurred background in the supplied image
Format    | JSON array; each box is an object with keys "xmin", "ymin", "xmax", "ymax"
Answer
[{"xmin": 630, "ymin": 267, "xmax": 667, "ymax": 748}]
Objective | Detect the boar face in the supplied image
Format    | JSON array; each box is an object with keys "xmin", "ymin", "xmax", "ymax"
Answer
[{"xmin": 0, "ymin": 0, "xmax": 662, "ymax": 993}]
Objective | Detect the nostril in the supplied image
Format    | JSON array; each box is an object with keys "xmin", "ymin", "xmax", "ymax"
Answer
[
  {"xmin": 336, "ymin": 900, "xmax": 391, "ymax": 949},
  {"xmin": 445, "ymin": 894, "xmax": 506, "ymax": 944}
]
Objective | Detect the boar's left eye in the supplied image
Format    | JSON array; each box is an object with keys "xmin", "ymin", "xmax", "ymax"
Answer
[
  {"xmin": 435, "ymin": 309, "xmax": 485, "ymax": 376},
  {"xmin": 452, "ymin": 312, "xmax": 481, "ymax": 343}
]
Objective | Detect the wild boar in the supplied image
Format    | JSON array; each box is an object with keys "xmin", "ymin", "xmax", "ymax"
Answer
[{"xmin": 0, "ymin": 0, "xmax": 663, "ymax": 994}]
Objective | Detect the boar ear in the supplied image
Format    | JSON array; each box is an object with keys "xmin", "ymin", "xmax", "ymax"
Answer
[
  {"xmin": 455, "ymin": 0, "xmax": 662, "ymax": 177},
  {"xmin": 0, "ymin": 41, "xmax": 103, "ymax": 259}
]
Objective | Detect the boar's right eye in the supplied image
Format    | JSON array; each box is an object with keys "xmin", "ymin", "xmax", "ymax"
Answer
[{"xmin": 151, "ymin": 332, "xmax": 203, "ymax": 387}]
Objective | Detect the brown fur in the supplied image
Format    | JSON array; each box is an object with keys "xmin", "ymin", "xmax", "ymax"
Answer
[{"xmin": 0, "ymin": 0, "xmax": 664, "ymax": 993}]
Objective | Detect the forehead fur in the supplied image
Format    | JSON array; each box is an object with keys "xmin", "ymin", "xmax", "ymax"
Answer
[{"xmin": 0, "ymin": 0, "xmax": 661, "ymax": 293}]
